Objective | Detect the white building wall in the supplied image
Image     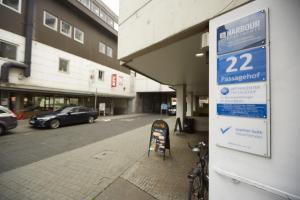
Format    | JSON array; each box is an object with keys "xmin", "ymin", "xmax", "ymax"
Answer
[
  {"xmin": 0, "ymin": 29, "xmax": 134, "ymax": 97},
  {"xmin": 134, "ymin": 73, "xmax": 173, "ymax": 92},
  {"xmin": 118, "ymin": 0, "xmax": 249, "ymax": 59},
  {"xmin": 209, "ymin": 1, "xmax": 300, "ymax": 199}
]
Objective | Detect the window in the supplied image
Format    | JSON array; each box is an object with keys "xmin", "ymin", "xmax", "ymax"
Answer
[
  {"xmin": 99, "ymin": 9, "xmax": 106, "ymax": 21},
  {"xmin": 91, "ymin": 2, "xmax": 99, "ymax": 16},
  {"xmin": 118, "ymin": 76, "xmax": 124, "ymax": 86},
  {"xmin": 106, "ymin": 46, "xmax": 113, "ymax": 57},
  {"xmin": 74, "ymin": 27, "xmax": 84, "ymax": 44},
  {"xmin": 106, "ymin": 16, "xmax": 114, "ymax": 27},
  {"xmin": 60, "ymin": 20, "xmax": 72, "ymax": 38},
  {"xmin": 59, "ymin": 58, "xmax": 69, "ymax": 73},
  {"xmin": 1, "ymin": 0, "xmax": 21, "ymax": 13},
  {"xmin": 98, "ymin": 70, "xmax": 104, "ymax": 81},
  {"xmin": 99, "ymin": 42, "xmax": 106, "ymax": 54},
  {"xmin": 79, "ymin": 107, "xmax": 89, "ymax": 112},
  {"xmin": 0, "ymin": 40, "xmax": 17, "ymax": 60},
  {"xmin": 43, "ymin": 11, "xmax": 58, "ymax": 31},
  {"xmin": 79, "ymin": 0, "xmax": 90, "ymax": 9}
]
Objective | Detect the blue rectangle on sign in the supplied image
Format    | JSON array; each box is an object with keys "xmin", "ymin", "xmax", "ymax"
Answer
[
  {"xmin": 217, "ymin": 104, "xmax": 267, "ymax": 118},
  {"xmin": 217, "ymin": 47, "xmax": 266, "ymax": 85},
  {"xmin": 217, "ymin": 10, "xmax": 266, "ymax": 55}
]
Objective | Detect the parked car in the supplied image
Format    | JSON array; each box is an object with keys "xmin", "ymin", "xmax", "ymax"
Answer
[
  {"xmin": 29, "ymin": 106, "xmax": 98, "ymax": 129},
  {"xmin": 0, "ymin": 106, "xmax": 18, "ymax": 135},
  {"xmin": 167, "ymin": 105, "xmax": 176, "ymax": 116}
]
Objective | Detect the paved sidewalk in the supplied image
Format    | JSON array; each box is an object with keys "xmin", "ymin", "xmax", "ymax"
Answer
[{"xmin": 0, "ymin": 117, "xmax": 207, "ymax": 200}]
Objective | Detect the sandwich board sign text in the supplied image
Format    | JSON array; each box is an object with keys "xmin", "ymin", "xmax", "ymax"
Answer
[{"xmin": 216, "ymin": 10, "xmax": 270, "ymax": 157}]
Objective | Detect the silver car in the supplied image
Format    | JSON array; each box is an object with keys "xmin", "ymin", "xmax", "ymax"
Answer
[{"xmin": 0, "ymin": 106, "xmax": 18, "ymax": 135}]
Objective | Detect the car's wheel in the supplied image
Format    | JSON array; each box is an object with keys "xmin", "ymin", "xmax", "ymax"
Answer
[
  {"xmin": 88, "ymin": 116, "xmax": 94, "ymax": 124},
  {"xmin": 0, "ymin": 125, "xmax": 5, "ymax": 136},
  {"xmin": 49, "ymin": 119, "xmax": 60, "ymax": 129}
]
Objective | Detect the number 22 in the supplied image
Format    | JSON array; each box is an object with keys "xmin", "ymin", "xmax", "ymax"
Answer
[{"xmin": 225, "ymin": 53, "xmax": 253, "ymax": 73}]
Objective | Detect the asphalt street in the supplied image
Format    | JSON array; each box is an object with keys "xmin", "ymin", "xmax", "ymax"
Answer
[{"xmin": 0, "ymin": 114, "xmax": 168, "ymax": 173}]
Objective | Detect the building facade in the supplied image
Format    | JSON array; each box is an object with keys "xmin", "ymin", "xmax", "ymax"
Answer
[
  {"xmin": 0, "ymin": 0, "xmax": 138, "ymax": 117},
  {"xmin": 119, "ymin": 0, "xmax": 300, "ymax": 199}
]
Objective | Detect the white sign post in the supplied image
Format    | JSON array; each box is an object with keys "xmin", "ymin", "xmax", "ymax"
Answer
[{"xmin": 99, "ymin": 103, "xmax": 106, "ymax": 116}]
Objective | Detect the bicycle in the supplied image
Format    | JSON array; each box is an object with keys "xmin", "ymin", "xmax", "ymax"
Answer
[{"xmin": 187, "ymin": 141, "xmax": 209, "ymax": 200}]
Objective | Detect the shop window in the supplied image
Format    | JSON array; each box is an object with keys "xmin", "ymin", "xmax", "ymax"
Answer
[
  {"xmin": 70, "ymin": 98, "xmax": 78, "ymax": 105},
  {"xmin": 79, "ymin": 0, "xmax": 90, "ymax": 9},
  {"xmin": 60, "ymin": 20, "xmax": 72, "ymax": 38},
  {"xmin": 1, "ymin": 0, "xmax": 22, "ymax": 13},
  {"xmin": 74, "ymin": 27, "xmax": 84, "ymax": 44},
  {"xmin": 59, "ymin": 58, "xmax": 69, "ymax": 73},
  {"xmin": 99, "ymin": 42, "xmax": 106, "ymax": 54},
  {"xmin": 106, "ymin": 46, "xmax": 113, "ymax": 57},
  {"xmin": 34, "ymin": 97, "xmax": 54, "ymax": 111},
  {"xmin": 54, "ymin": 98, "xmax": 65, "ymax": 110},
  {"xmin": 98, "ymin": 70, "xmax": 104, "ymax": 81},
  {"xmin": 0, "ymin": 40, "xmax": 17, "ymax": 60},
  {"xmin": 91, "ymin": 2, "xmax": 99, "ymax": 16},
  {"xmin": 43, "ymin": 11, "xmax": 58, "ymax": 31},
  {"xmin": 23, "ymin": 97, "xmax": 34, "ymax": 110}
]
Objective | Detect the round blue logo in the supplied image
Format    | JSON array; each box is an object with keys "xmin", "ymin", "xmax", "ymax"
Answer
[{"xmin": 221, "ymin": 87, "xmax": 229, "ymax": 95}]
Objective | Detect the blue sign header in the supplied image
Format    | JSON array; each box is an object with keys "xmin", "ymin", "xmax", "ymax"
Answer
[
  {"xmin": 217, "ymin": 10, "xmax": 266, "ymax": 55},
  {"xmin": 217, "ymin": 47, "xmax": 266, "ymax": 85}
]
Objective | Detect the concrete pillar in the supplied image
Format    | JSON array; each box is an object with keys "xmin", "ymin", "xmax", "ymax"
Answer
[
  {"xmin": 110, "ymin": 99, "xmax": 114, "ymax": 115},
  {"xmin": 16, "ymin": 93, "xmax": 24, "ymax": 112},
  {"xmin": 186, "ymin": 92, "xmax": 193, "ymax": 117},
  {"xmin": 176, "ymin": 85, "xmax": 186, "ymax": 126},
  {"xmin": 127, "ymin": 98, "xmax": 135, "ymax": 114},
  {"xmin": 134, "ymin": 93, "xmax": 143, "ymax": 113}
]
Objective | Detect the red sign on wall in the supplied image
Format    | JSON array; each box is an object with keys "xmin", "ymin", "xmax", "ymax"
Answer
[{"xmin": 111, "ymin": 74, "xmax": 117, "ymax": 87}]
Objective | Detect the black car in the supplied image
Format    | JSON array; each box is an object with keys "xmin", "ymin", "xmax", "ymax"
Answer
[
  {"xmin": 167, "ymin": 105, "xmax": 176, "ymax": 116},
  {"xmin": 0, "ymin": 106, "xmax": 18, "ymax": 135},
  {"xmin": 30, "ymin": 106, "xmax": 98, "ymax": 129}
]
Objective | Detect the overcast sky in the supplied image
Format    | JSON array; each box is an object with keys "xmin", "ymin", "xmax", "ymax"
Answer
[{"xmin": 101, "ymin": 0, "xmax": 119, "ymax": 16}]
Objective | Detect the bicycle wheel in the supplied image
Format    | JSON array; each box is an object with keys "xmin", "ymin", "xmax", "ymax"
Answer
[
  {"xmin": 203, "ymin": 180, "xmax": 209, "ymax": 200},
  {"xmin": 187, "ymin": 176, "xmax": 203, "ymax": 200}
]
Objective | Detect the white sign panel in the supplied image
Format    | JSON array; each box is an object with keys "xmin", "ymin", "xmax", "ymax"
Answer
[
  {"xmin": 217, "ymin": 82, "xmax": 267, "ymax": 104},
  {"xmin": 215, "ymin": 10, "xmax": 270, "ymax": 157},
  {"xmin": 99, "ymin": 103, "xmax": 106, "ymax": 111},
  {"xmin": 216, "ymin": 117, "xmax": 269, "ymax": 156}
]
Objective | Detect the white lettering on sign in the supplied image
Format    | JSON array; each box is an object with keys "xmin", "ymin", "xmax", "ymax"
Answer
[
  {"xmin": 221, "ymin": 72, "xmax": 261, "ymax": 82},
  {"xmin": 226, "ymin": 53, "xmax": 253, "ymax": 73},
  {"xmin": 220, "ymin": 20, "xmax": 261, "ymax": 39}
]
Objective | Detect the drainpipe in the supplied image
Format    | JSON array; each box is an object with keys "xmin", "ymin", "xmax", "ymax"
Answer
[{"xmin": 0, "ymin": 0, "xmax": 34, "ymax": 82}]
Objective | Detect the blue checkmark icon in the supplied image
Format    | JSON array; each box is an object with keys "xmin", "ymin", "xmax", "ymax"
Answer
[{"xmin": 221, "ymin": 127, "xmax": 231, "ymax": 134}]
